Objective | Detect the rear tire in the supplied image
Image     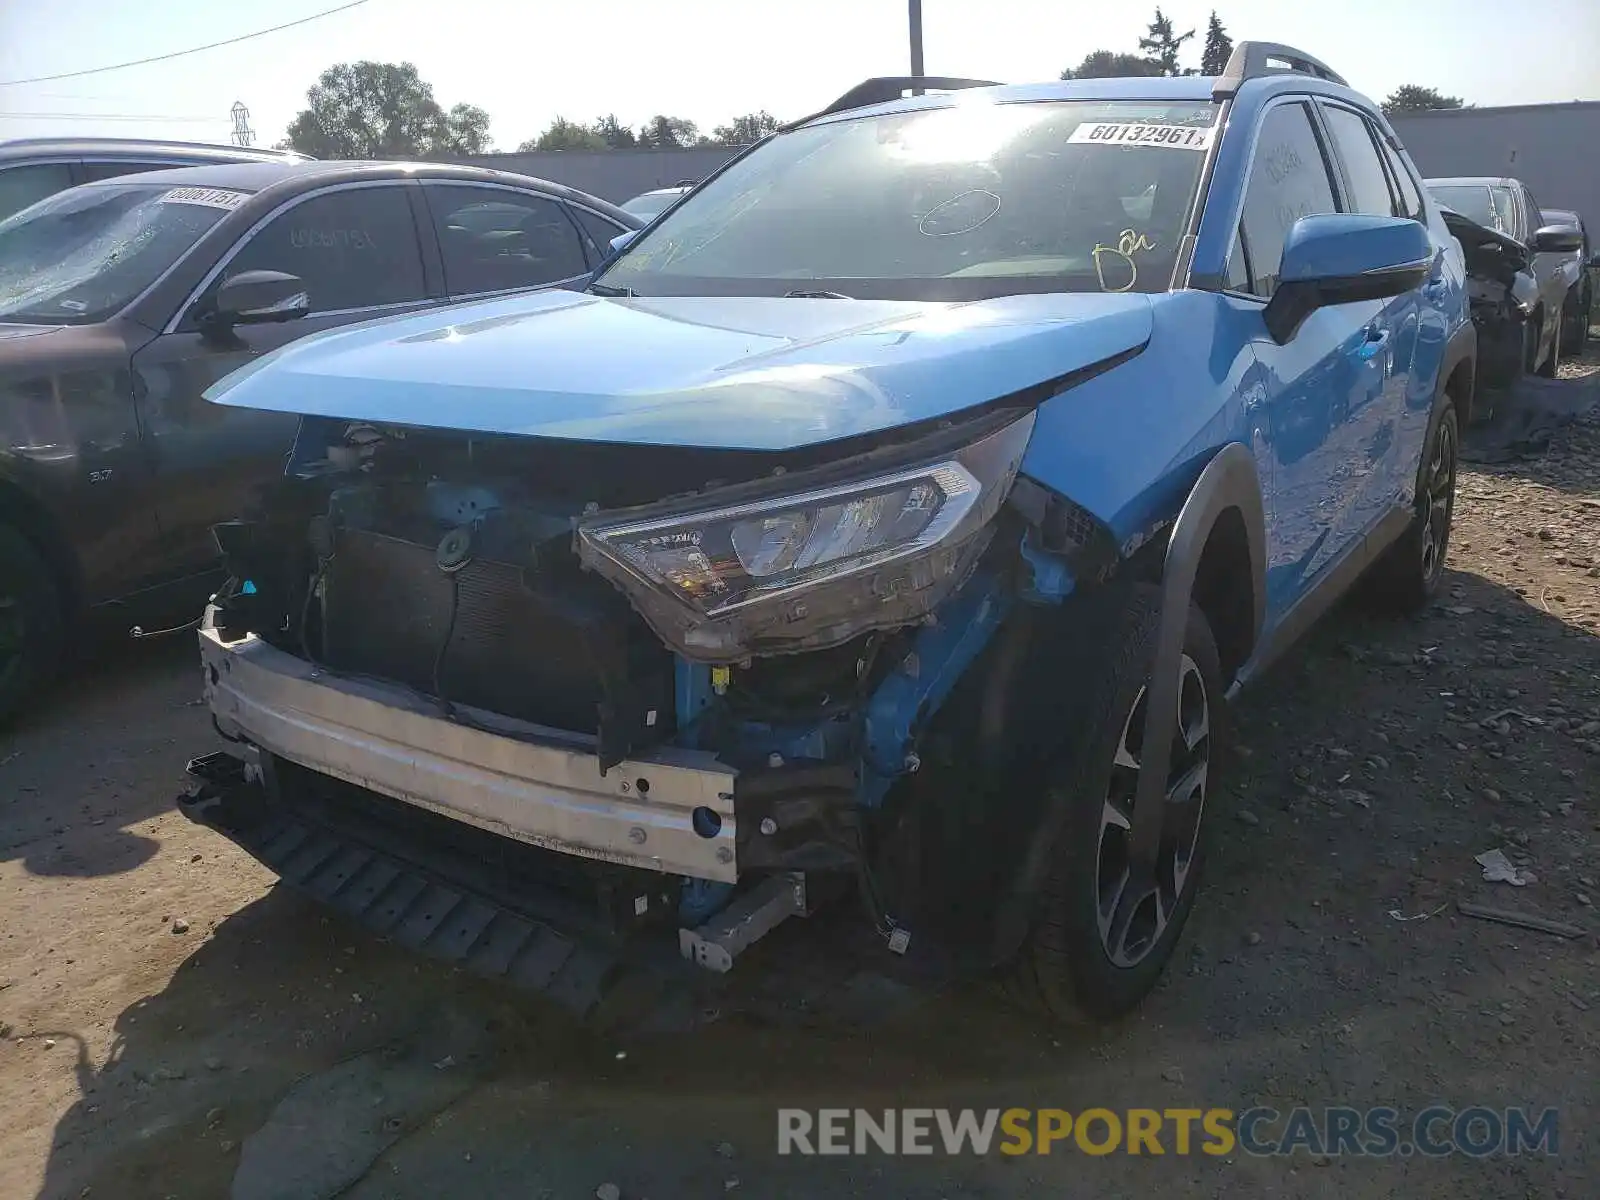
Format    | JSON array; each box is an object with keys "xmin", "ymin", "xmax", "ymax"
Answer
[
  {"xmin": 1010, "ymin": 584, "xmax": 1224, "ymax": 1023},
  {"xmin": 0, "ymin": 524, "xmax": 63, "ymax": 726},
  {"xmin": 1368, "ymin": 402, "xmax": 1458, "ymax": 613}
]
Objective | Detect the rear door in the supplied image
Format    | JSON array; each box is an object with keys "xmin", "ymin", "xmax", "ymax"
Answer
[
  {"xmin": 1316, "ymin": 101, "xmax": 1425, "ymax": 540},
  {"xmin": 418, "ymin": 182, "xmax": 592, "ymax": 299},
  {"xmin": 129, "ymin": 180, "xmax": 438, "ymax": 579}
]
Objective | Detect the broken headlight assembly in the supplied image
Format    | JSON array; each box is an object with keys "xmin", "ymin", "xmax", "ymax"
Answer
[{"xmin": 578, "ymin": 411, "xmax": 1036, "ymax": 660}]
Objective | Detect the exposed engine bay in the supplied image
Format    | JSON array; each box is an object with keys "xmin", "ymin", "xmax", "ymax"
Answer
[
  {"xmin": 1442, "ymin": 208, "xmax": 1539, "ymax": 395},
  {"xmin": 192, "ymin": 408, "xmax": 1115, "ymax": 992}
]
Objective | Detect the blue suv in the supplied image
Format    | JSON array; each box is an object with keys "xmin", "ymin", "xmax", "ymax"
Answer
[{"xmin": 181, "ymin": 43, "xmax": 1474, "ymax": 1024}]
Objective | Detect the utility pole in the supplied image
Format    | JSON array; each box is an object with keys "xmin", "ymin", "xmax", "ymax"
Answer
[
  {"xmin": 908, "ymin": 0, "xmax": 924, "ymax": 94},
  {"xmin": 229, "ymin": 100, "xmax": 255, "ymax": 147}
]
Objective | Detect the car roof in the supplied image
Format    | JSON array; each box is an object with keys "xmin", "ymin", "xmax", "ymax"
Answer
[
  {"xmin": 0, "ymin": 135, "xmax": 307, "ymax": 163},
  {"xmin": 69, "ymin": 159, "xmax": 639, "ymax": 222},
  {"xmin": 1425, "ymin": 176, "xmax": 1521, "ymax": 189}
]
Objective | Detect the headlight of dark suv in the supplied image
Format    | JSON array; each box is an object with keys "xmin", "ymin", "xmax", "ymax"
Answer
[{"xmin": 577, "ymin": 411, "xmax": 1036, "ymax": 660}]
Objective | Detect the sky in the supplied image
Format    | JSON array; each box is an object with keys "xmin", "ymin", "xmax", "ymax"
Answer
[{"xmin": 2, "ymin": 0, "xmax": 1598, "ymax": 152}]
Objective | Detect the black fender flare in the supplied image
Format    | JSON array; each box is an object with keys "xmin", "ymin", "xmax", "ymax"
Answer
[
  {"xmin": 989, "ymin": 443, "xmax": 1266, "ymax": 963},
  {"xmin": 1438, "ymin": 317, "xmax": 1478, "ymax": 424}
]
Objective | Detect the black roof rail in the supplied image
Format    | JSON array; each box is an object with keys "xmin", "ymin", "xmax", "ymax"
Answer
[
  {"xmin": 783, "ymin": 75, "xmax": 1000, "ymax": 129},
  {"xmin": 1212, "ymin": 41, "xmax": 1347, "ymax": 98}
]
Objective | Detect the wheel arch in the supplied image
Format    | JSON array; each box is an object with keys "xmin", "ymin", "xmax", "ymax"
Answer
[{"xmin": 0, "ymin": 472, "xmax": 83, "ymax": 618}]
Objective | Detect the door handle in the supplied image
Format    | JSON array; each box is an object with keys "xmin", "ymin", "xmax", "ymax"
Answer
[{"xmin": 1357, "ymin": 328, "xmax": 1390, "ymax": 360}]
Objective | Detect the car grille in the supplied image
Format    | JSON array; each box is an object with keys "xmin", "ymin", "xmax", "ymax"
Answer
[{"xmin": 320, "ymin": 528, "xmax": 671, "ymax": 737}]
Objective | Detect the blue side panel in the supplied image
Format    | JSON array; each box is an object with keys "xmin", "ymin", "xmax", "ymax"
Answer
[
  {"xmin": 1017, "ymin": 289, "xmax": 1264, "ymax": 553},
  {"xmin": 860, "ymin": 575, "xmax": 1010, "ymax": 807}
]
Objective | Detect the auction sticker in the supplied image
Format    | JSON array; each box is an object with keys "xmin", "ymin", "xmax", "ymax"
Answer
[
  {"xmin": 160, "ymin": 186, "xmax": 249, "ymax": 210},
  {"xmin": 1068, "ymin": 122, "xmax": 1216, "ymax": 150}
]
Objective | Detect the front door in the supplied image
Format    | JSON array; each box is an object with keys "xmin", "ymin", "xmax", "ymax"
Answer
[
  {"xmin": 1232, "ymin": 99, "xmax": 1379, "ymax": 615},
  {"xmin": 129, "ymin": 182, "xmax": 435, "ymax": 581}
]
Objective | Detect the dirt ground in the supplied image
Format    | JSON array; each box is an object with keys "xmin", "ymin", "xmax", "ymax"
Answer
[{"xmin": 3, "ymin": 351, "xmax": 1598, "ymax": 1200}]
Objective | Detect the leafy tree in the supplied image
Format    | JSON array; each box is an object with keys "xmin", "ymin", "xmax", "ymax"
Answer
[
  {"xmin": 639, "ymin": 115, "xmax": 700, "ymax": 149},
  {"xmin": 283, "ymin": 61, "xmax": 492, "ymax": 158},
  {"xmin": 1381, "ymin": 85, "xmax": 1466, "ymax": 115},
  {"xmin": 1060, "ymin": 50, "xmax": 1163, "ymax": 80},
  {"xmin": 1139, "ymin": 7, "xmax": 1196, "ymax": 75},
  {"xmin": 712, "ymin": 110, "xmax": 781, "ymax": 146},
  {"xmin": 592, "ymin": 113, "xmax": 638, "ymax": 149},
  {"xmin": 518, "ymin": 117, "xmax": 606, "ymax": 152},
  {"xmin": 1200, "ymin": 11, "xmax": 1233, "ymax": 76}
]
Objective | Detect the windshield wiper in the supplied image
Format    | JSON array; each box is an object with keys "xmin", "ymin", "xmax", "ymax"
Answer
[
  {"xmin": 588, "ymin": 282, "xmax": 635, "ymax": 297},
  {"xmin": 784, "ymin": 288, "xmax": 853, "ymax": 299}
]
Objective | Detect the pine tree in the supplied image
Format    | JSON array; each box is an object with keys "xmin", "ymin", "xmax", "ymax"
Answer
[
  {"xmin": 1200, "ymin": 12, "xmax": 1234, "ymax": 76},
  {"xmin": 1138, "ymin": 7, "xmax": 1196, "ymax": 76}
]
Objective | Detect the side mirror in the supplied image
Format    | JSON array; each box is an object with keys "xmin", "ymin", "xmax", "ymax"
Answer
[
  {"xmin": 1531, "ymin": 225, "xmax": 1583, "ymax": 254},
  {"xmin": 207, "ymin": 269, "xmax": 310, "ymax": 328},
  {"xmin": 1263, "ymin": 214, "xmax": 1432, "ymax": 344},
  {"xmin": 609, "ymin": 230, "xmax": 640, "ymax": 255}
]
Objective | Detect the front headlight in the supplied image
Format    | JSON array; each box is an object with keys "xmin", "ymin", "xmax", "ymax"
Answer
[{"xmin": 578, "ymin": 411, "xmax": 1035, "ymax": 661}]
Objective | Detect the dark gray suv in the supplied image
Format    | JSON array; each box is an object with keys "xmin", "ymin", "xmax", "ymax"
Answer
[{"xmin": 0, "ymin": 136, "xmax": 311, "ymax": 223}]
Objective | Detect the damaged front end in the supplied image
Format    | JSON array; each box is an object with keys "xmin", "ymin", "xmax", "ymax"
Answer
[
  {"xmin": 184, "ymin": 404, "xmax": 1113, "ymax": 1011},
  {"xmin": 1443, "ymin": 208, "xmax": 1538, "ymax": 400}
]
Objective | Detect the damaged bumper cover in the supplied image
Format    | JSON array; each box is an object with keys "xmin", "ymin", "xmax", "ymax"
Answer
[{"xmin": 199, "ymin": 614, "xmax": 741, "ymax": 883}]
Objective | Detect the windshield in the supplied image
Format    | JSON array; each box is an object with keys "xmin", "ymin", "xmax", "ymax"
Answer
[
  {"xmin": 1428, "ymin": 184, "xmax": 1517, "ymax": 237},
  {"xmin": 621, "ymin": 191, "xmax": 684, "ymax": 221},
  {"xmin": 595, "ymin": 100, "xmax": 1218, "ymax": 300},
  {"xmin": 0, "ymin": 181, "xmax": 244, "ymax": 324}
]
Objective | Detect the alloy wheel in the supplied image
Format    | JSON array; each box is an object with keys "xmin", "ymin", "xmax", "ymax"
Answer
[
  {"xmin": 1420, "ymin": 415, "xmax": 1456, "ymax": 584},
  {"xmin": 1094, "ymin": 653, "xmax": 1210, "ymax": 968}
]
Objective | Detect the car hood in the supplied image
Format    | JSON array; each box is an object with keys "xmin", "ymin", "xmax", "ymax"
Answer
[{"xmin": 205, "ymin": 289, "xmax": 1153, "ymax": 451}]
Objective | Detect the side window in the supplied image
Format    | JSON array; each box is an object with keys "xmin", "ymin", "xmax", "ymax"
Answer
[
  {"xmin": 0, "ymin": 162, "xmax": 75, "ymax": 223},
  {"xmin": 425, "ymin": 185, "xmax": 589, "ymax": 296},
  {"xmin": 79, "ymin": 160, "xmax": 175, "ymax": 184},
  {"xmin": 1376, "ymin": 138, "xmax": 1424, "ymax": 219},
  {"xmin": 225, "ymin": 186, "xmax": 425, "ymax": 313},
  {"xmin": 1322, "ymin": 106, "xmax": 1395, "ymax": 217},
  {"xmin": 1237, "ymin": 102, "xmax": 1340, "ymax": 296},
  {"xmin": 570, "ymin": 206, "xmax": 630, "ymax": 264}
]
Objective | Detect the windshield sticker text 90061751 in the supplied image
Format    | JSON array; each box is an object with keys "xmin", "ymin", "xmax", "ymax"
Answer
[
  {"xmin": 159, "ymin": 186, "xmax": 250, "ymax": 210},
  {"xmin": 1068, "ymin": 122, "xmax": 1216, "ymax": 151}
]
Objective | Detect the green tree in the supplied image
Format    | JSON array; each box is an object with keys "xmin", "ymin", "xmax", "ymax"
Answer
[
  {"xmin": 1138, "ymin": 7, "xmax": 1196, "ymax": 76},
  {"xmin": 1381, "ymin": 85, "xmax": 1466, "ymax": 115},
  {"xmin": 712, "ymin": 110, "xmax": 781, "ymax": 146},
  {"xmin": 1200, "ymin": 11, "xmax": 1233, "ymax": 76},
  {"xmin": 1060, "ymin": 50, "xmax": 1163, "ymax": 80},
  {"xmin": 283, "ymin": 61, "xmax": 492, "ymax": 158},
  {"xmin": 639, "ymin": 115, "xmax": 700, "ymax": 149},
  {"xmin": 592, "ymin": 113, "xmax": 638, "ymax": 149},
  {"xmin": 518, "ymin": 117, "xmax": 606, "ymax": 152}
]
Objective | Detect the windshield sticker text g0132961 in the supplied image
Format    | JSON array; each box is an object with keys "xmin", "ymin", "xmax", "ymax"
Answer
[
  {"xmin": 1068, "ymin": 122, "xmax": 1216, "ymax": 151},
  {"xmin": 159, "ymin": 187, "xmax": 250, "ymax": 210}
]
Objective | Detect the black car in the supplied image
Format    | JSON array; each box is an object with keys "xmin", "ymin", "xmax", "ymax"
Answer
[
  {"xmin": 0, "ymin": 136, "xmax": 312, "ymax": 223},
  {"xmin": 1543, "ymin": 207, "xmax": 1595, "ymax": 352},
  {"xmin": 1425, "ymin": 176, "xmax": 1584, "ymax": 374},
  {"xmin": 0, "ymin": 160, "xmax": 641, "ymax": 720}
]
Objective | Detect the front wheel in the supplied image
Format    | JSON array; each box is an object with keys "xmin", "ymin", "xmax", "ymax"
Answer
[
  {"xmin": 1011, "ymin": 584, "xmax": 1224, "ymax": 1023},
  {"xmin": 0, "ymin": 524, "xmax": 64, "ymax": 726}
]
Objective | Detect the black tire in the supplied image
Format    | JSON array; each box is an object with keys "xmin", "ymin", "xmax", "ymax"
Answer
[
  {"xmin": 1564, "ymin": 287, "xmax": 1590, "ymax": 353},
  {"xmin": 1009, "ymin": 583, "xmax": 1225, "ymax": 1023},
  {"xmin": 0, "ymin": 524, "xmax": 64, "ymax": 726},
  {"xmin": 1367, "ymin": 402, "xmax": 1458, "ymax": 613}
]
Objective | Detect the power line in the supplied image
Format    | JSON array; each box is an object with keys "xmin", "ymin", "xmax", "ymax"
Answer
[
  {"xmin": 0, "ymin": 0, "xmax": 372, "ymax": 87},
  {"xmin": 0, "ymin": 112, "xmax": 227, "ymax": 123}
]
